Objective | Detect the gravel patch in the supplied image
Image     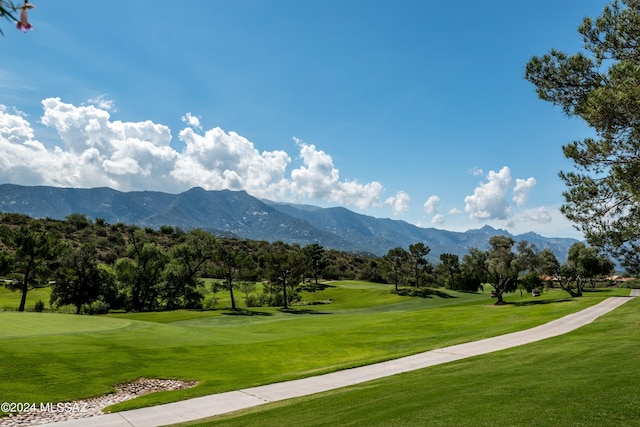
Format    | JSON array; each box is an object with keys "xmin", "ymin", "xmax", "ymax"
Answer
[{"xmin": 0, "ymin": 378, "xmax": 198, "ymax": 427}]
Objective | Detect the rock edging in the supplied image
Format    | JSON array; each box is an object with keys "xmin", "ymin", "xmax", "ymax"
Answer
[{"xmin": 0, "ymin": 378, "xmax": 198, "ymax": 427}]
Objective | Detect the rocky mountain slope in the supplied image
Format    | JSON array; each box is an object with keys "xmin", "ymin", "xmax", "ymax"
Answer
[{"xmin": 0, "ymin": 184, "xmax": 578, "ymax": 260}]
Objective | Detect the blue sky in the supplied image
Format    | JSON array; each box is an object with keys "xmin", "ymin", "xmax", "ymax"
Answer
[{"xmin": 0, "ymin": 1, "xmax": 608, "ymax": 238}]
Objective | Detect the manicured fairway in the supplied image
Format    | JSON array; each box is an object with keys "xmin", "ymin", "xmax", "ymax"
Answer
[
  {"xmin": 0, "ymin": 282, "xmax": 630, "ymax": 415},
  {"xmin": 179, "ymin": 296, "xmax": 640, "ymax": 427}
]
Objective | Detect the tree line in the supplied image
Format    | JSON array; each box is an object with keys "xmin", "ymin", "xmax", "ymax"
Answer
[
  {"xmin": 0, "ymin": 213, "xmax": 329, "ymax": 313},
  {"xmin": 381, "ymin": 236, "xmax": 616, "ymax": 303},
  {"xmin": 0, "ymin": 213, "xmax": 381, "ymax": 313},
  {"xmin": 0, "ymin": 213, "xmax": 617, "ymax": 313}
]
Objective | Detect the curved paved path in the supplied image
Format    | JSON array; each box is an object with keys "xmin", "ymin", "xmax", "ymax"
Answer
[{"xmin": 41, "ymin": 296, "xmax": 636, "ymax": 427}]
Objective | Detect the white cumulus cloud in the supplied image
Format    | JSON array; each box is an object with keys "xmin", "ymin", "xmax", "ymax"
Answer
[
  {"xmin": 0, "ymin": 99, "xmax": 394, "ymax": 214},
  {"xmin": 464, "ymin": 166, "xmax": 513, "ymax": 220},
  {"xmin": 513, "ymin": 177, "xmax": 536, "ymax": 206},
  {"xmin": 86, "ymin": 95, "xmax": 116, "ymax": 112},
  {"xmin": 173, "ymin": 126, "xmax": 291, "ymax": 198},
  {"xmin": 385, "ymin": 191, "xmax": 410, "ymax": 215},
  {"xmin": 289, "ymin": 137, "xmax": 384, "ymax": 209},
  {"xmin": 181, "ymin": 112, "xmax": 202, "ymax": 130},
  {"xmin": 290, "ymin": 139, "xmax": 339, "ymax": 199},
  {"xmin": 464, "ymin": 166, "xmax": 544, "ymax": 232},
  {"xmin": 431, "ymin": 213, "xmax": 445, "ymax": 225},
  {"xmin": 39, "ymin": 97, "xmax": 178, "ymax": 191},
  {"xmin": 423, "ymin": 195, "xmax": 440, "ymax": 214}
]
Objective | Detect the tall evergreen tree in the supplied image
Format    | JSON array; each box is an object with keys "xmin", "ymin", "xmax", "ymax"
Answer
[
  {"xmin": 526, "ymin": 0, "xmax": 640, "ymax": 272},
  {"xmin": 382, "ymin": 247, "xmax": 410, "ymax": 292}
]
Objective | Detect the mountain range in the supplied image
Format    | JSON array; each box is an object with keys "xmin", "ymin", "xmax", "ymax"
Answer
[{"xmin": 0, "ymin": 184, "xmax": 579, "ymax": 261}]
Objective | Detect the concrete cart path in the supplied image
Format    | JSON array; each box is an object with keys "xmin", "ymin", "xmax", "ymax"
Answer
[{"xmin": 41, "ymin": 296, "xmax": 636, "ymax": 427}]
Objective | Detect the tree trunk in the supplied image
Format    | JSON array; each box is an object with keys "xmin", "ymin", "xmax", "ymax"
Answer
[
  {"xmin": 18, "ymin": 282, "xmax": 27, "ymax": 312},
  {"xmin": 282, "ymin": 279, "xmax": 288, "ymax": 309},
  {"xmin": 18, "ymin": 262, "xmax": 34, "ymax": 312},
  {"xmin": 229, "ymin": 281, "xmax": 236, "ymax": 310}
]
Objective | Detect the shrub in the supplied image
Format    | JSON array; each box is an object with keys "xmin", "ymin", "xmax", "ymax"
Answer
[
  {"xmin": 245, "ymin": 295, "xmax": 260, "ymax": 307},
  {"xmin": 34, "ymin": 300, "xmax": 45, "ymax": 312},
  {"xmin": 87, "ymin": 301, "xmax": 110, "ymax": 315}
]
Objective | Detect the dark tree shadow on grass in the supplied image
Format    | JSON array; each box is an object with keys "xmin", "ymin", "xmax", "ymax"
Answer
[
  {"xmin": 222, "ymin": 308, "xmax": 273, "ymax": 316},
  {"xmin": 278, "ymin": 307, "xmax": 330, "ymax": 315},
  {"xmin": 393, "ymin": 288, "xmax": 458, "ymax": 299},
  {"xmin": 298, "ymin": 282, "xmax": 336, "ymax": 292},
  {"xmin": 505, "ymin": 298, "xmax": 572, "ymax": 307}
]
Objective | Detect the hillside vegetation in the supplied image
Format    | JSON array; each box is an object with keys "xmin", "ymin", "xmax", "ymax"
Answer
[{"xmin": 0, "ymin": 212, "xmax": 625, "ymax": 316}]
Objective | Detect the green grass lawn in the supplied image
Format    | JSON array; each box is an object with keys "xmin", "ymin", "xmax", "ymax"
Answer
[
  {"xmin": 179, "ymin": 296, "xmax": 640, "ymax": 427},
  {"xmin": 0, "ymin": 285, "xmax": 52, "ymax": 311},
  {"xmin": 0, "ymin": 282, "xmax": 631, "ymax": 417}
]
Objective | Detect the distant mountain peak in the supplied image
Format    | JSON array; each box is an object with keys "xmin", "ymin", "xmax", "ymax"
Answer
[{"xmin": 0, "ymin": 184, "xmax": 578, "ymax": 260}]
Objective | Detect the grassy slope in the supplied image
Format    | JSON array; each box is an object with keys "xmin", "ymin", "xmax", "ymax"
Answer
[
  {"xmin": 181, "ymin": 297, "xmax": 640, "ymax": 427},
  {"xmin": 0, "ymin": 286, "xmax": 52, "ymax": 311},
  {"xmin": 0, "ymin": 282, "xmax": 630, "ymax": 414}
]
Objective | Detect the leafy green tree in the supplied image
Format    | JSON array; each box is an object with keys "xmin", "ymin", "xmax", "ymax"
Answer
[
  {"xmin": 215, "ymin": 241, "xmax": 255, "ymax": 310},
  {"xmin": 262, "ymin": 242, "xmax": 304, "ymax": 309},
  {"xmin": 97, "ymin": 264, "xmax": 126, "ymax": 310},
  {"xmin": 1, "ymin": 222, "xmax": 63, "ymax": 311},
  {"xmin": 486, "ymin": 236, "xmax": 521, "ymax": 304},
  {"xmin": 514, "ymin": 241, "xmax": 541, "ymax": 294},
  {"xmin": 50, "ymin": 244, "xmax": 104, "ymax": 314},
  {"xmin": 359, "ymin": 258, "xmax": 384, "ymax": 283},
  {"xmin": 563, "ymin": 242, "xmax": 615, "ymax": 296},
  {"xmin": 382, "ymin": 247, "xmax": 410, "ymax": 291},
  {"xmin": 525, "ymin": 0, "xmax": 640, "ymax": 272},
  {"xmin": 459, "ymin": 248, "xmax": 488, "ymax": 292},
  {"xmin": 438, "ymin": 253, "xmax": 460, "ymax": 290},
  {"xmin": 162, "ymin": 229, "xmax": 216, "ymax": 310},
  {"xmin": 539, "ymin": 243, "xmax": 614, "ymax": 297},
  {"xmin": 116, "ymin": 230, "xmax": 168, "ymax": 311},
  {"xmin": 65, "ymin": 213, "xmax": 92, "ymax": 230},
  {"xmin": 302, "ymin": 243, "xmax": 327, "ymax": 288},
  {"xmin": 408, "ymin": 243, "xmax": 431, "ymax": 287},
  {"xmin": 238, "ymin": 281, "xmax": 257, "ymax": 301},
  {"xmin": 537, "ymin": 248, "xmax": 561, "ymax": 287}
]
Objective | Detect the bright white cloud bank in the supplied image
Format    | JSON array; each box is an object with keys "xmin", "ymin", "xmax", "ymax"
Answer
[
  {"xmin": 464, "ymin": 166, "xmax": 537, "ymax": 221},
  {"xmin": 0, "ymin": 99, "xmax": 574, "ymax": 236},
  {"xmin": 0, "ymin": 99, "xmax": 391, "ymax": 211}
]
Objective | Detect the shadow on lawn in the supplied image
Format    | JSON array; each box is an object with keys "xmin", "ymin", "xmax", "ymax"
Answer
[
  {"xmin": 298, "ymin": 282, "xmax": 336, "ymax": 292},
  {"xmin": 394, "ymin": 288, "xmax": 458, "ymax": 299},
  {"xmin": 278, "ymin": 307, "xmax": 330, "ymax": 315},
  {"xmin": 506, "ymin": 298, "xmax": 572, "ymax": 307},
  {"xmin": 223, "ymin": 308, "xmax": 273, "ymax": 316}
]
